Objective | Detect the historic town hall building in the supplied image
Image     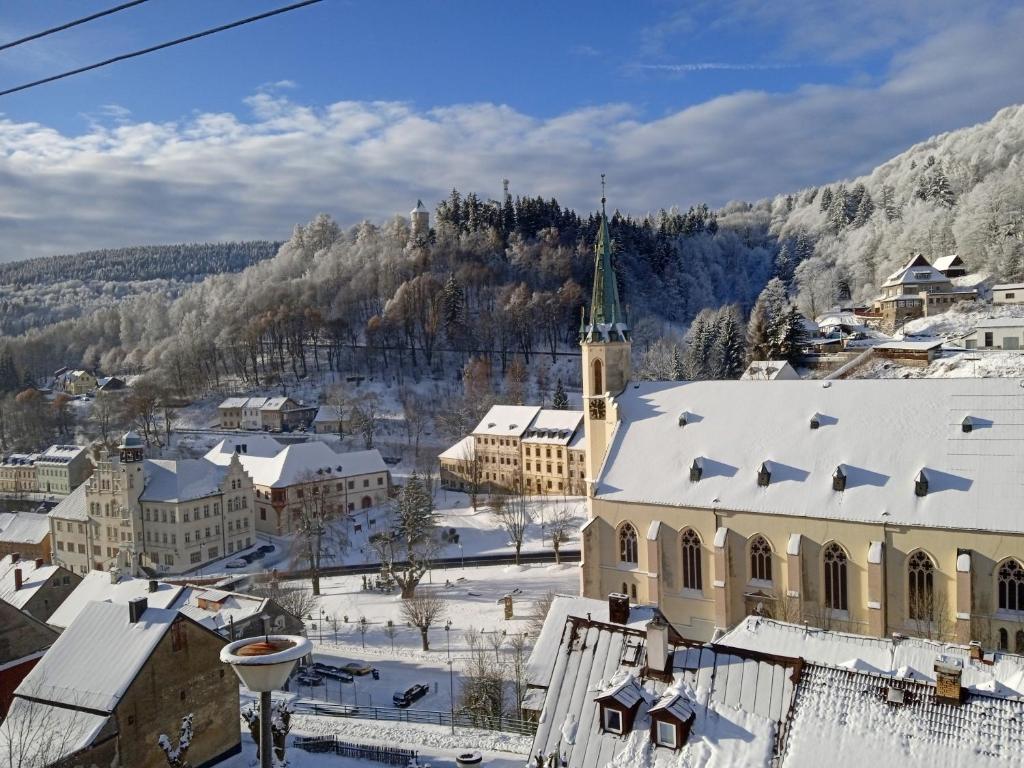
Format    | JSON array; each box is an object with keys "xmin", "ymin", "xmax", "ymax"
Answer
[{"xmin": 579, "ymin": 193, "xmax": 1024, "ymax": 651}]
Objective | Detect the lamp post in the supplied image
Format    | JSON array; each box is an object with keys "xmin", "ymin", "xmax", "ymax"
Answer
[
  {"xmin": 318, "ymin": 608, "xmax": 325, "ymax": 643},
  {"xmin": 445, "ymin": 620, "xmax": 455, "ymax": 735},
  {"xmin": 458, "ymin": 542, "xmax": 465, "ymax": 570},
  {"xmin": 220, "ymin": 626, "xmax": 310, "ymax": 768}
]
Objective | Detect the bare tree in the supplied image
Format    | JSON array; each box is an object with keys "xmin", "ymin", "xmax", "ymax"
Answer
[
  {"xmin": 400, "ymin": 592, "xmax": 447, "ymax": 651},
  {"xmin": 157, "ymin": 713, "xmax": 193, "ymax": 768},
  {"xmin": 350, "ymin": 392, "xmax": 381, "ymax": 449},
  {"xmin": 546, "ymin": 504, "xmax": 580, "ymax": 565},
  {"xmin": 248, "ymin": 580, "xmax": 317, "ymax": 623},
  {"xmin": 457, "ymin": 439, "xmax": 484, "ymax": 510},
  {"xmin": 491, "ymin": 479, "xmax": 531, "ymax": 565},
  {"xmin": 528, "ymin": 591, "xmax": 555, "ymax": 636},
  {"xmin": 460, "ymin": 627, "xmax": 508, "ymax": 722},
  {"xmin": 371, "ymin": 473, "xmax": 439, "ymax": 599},
  {"xmin": 322, "ymin": 383, "xmax": 350, "ymax": 438},
  {"xmin": 0, "ymin": 691, "xmax": 101, "ymax": 768},
  {"xmin": 509, "ymin": 632, "xmax": 530, "ymax": 710},
  {"xmin": 400, "ymin": 388, "xmax": 431, "ymax": 457},
  {"xmin": 91, "ymin": 391, "xmax": 120, "ymax": 444}
]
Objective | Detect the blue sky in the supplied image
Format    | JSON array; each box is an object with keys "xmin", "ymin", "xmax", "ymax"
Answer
[{"xmin": 0, "ymin": 0, "xmax": 1022, "ymax": 260}]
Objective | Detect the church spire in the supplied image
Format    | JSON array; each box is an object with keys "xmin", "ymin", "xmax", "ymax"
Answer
[{"xmin": 583, "ymin": 174, "xmax": 628, "ymax": 342}]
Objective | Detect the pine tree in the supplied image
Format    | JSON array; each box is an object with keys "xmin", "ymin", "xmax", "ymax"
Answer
[
  {"xmin": 712, "ymin": 306, "xmax": 747, "ymax": 379},
  {"xmin": 671, "ymin": 347, "xmax": 685, "ymax": 381},
  {"xmin": 774, "ymin": 243, "xmax": 795, "ymax": 287},
  {"xmin": 442, "ymin": 273, "xmax": 466, "ymax": 343},
  {"xmin": 930, "ymin": 165, "xmax": 955, "ymax": 208},
  {"xmin": 780, "ymin": 304, "xmax": 809, "ymax": 362},
  {"xmin": 819, "ymin": 187, "xmax": 833, "ymax": 214},
  {"xmin": 794, "ymin": 232, "xmax": 815, "ymax": 263},
  {"xmin": 852, "ymin": 190, "xmax": 875, "ymax": 227},
  {"xmin": 683, "ymin": 312, "xmax": 716, "ymax": 380},
  {"xmin": 0, "ymin": 347, "xmax": 19, "ymax": 393},
  {"xmin": 552, "ymin": 379, "xmax": 569, "ymax": 410},
  {"xmin": 747, "ymin": 278, "xmax": 789, "ymax": 362},
  {"xmin": 881, "ymin": 185, "xmax": 901, "ymax": 222},
  {"xmin": 829, "ymin": 185, "xmax": 849, "ymax": 232}
]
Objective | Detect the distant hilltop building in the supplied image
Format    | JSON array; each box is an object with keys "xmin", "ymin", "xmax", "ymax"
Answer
[
  {"xmin": 871, "ymin": 254, "xmax": 976, "ymax": 332},
  {"xmin": 577, "ymin": 183, "xmax": 1024, "ymax": 653},
  {"xmin": 410, "ymin": 199, "xmax": 430, "ymax": 240}
]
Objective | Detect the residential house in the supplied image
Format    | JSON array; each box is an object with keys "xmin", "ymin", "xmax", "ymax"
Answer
[
  {"xmin": 313, "ymin": 404, "xmax": 345, "ymax": 434},
  {"xmin": 872, "ymin": 254, "xmax": 977, "ymax": 332},
  {"xmin": 241, "ymin": 396, "xmax": 269, "ymax": 430},
  {"xmin": 873, "ymin": 339, "xmax": 944, "ymax": 365},
  {"xmin": 54, "ymin": 369, "xmax": 98, "ymax": 396},
  {"xmin": 0, "ymin": 453, "xmax": 39, "ymax": 493},
  {"xmin": 0, "ymin": 512, "xmax": 51, "ymax": 562},
  {"xmin": 439, "ymin": 405, "xmax": 586, "ymax": 496},
  {"xmin": 96, "ymin": 376, "xmax": 127, "ymax": 392},
  {"xmin": 205, "ymin": 439, "xmax": 390, "ymax": 535},
  {"xmin": 46, "ymin": 569, "xmax": 184, "ymax": 630},
  {"xmin": 740, "ymin": 360, "xmax": 800, "ymax": 380},
  {"xmin": 0, "ymin": 599, "xmax": 240, "ymax": 768},
  {"xmin": 48, "ymin": 432, "xmax": 257, "ymax": 576},
  {"xmin": 172, "ymin": 584, "xmax": 304, "ymax": 639},
  {"xmin": 47, "ymin": 484, "xmax": 92, "ymax": 575},
  {"xmin": 260, "ymin": 396, "xmax": 317, "ymax": 432},
  {"xmin": 0, "ymin": 553, "xmax": 80, "ymax": 622},
  {"xmin": 217, "ymin": 397, "xmax": 248, "ymax": 429},
  {"xmin": 0, "ymin": 598, "xmax": 59, "ymax": 716},
  {"xmin": 577, "ymin": 200, "xmax": 1024, "ymax": 648},
  {"xmin": 35, "ymin": 444, "xmax": 93, "ymax": 495},
  {"xmin": 933, "ymin": 253, "xmax": 968, "ymax": 278},
  {"xmin": 961, "ymin": 317, "xmax": 1024, "ymax": 349},
  {"xmin": 992, "ymin": 282, "xmax": 1024, "ymax": 304}
]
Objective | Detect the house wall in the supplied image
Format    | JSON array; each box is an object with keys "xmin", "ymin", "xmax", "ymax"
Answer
[
  {"xmin": 253, "ymin": 469, "xmax": 390, "ymax": 536},
  {"xmin": 20, "ymin": 566, "xmax": 80, "ymax": 622},
  {"xmin": 0, "ymin": 601, "xmax": 57, "ymax": 715},
  {"xmin": 581, "ymin": 497, "xmax": 1024, "ymax": 648},
  {"xmin": 219, "ymin": 407, "xmax": 242, "ymax": 429},
  {"xmin": 0, "ymin": 533, "xmax": 50, "ymax": 563},
  {"xmin": 963, "ymin": 326, "xmax": 1024, "ymax": 350},
  {"xmin": 993, "ymin": 289, "xmax": 1024, "ymax": 305},
  {"xmin": 114, "ymin": 617, "xmax": 239, "ymax": 768},
  {"xmin": 50, "ymin": 517, "xmax": 94, "ymax": 575}
]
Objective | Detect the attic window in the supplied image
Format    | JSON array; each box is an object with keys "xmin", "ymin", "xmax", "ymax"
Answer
[
  {"xmin": 961, "ymin": 417, "xmax": 973, "ymax": 433},
  {"xmin": 487, "ymin": 423, "xmax": 495, "ymax": 429},
  {"xmin": 810, "ymin": 414, "xmax": 821, "ymax": 430},
  {"xmin": 757, "ymin": 462, "xmax": 771, "ymax": 487},
  {"xmin": 833, "ymin": 466, "xmax": 847, "ymax": 492},
  {"xmin": 689, "ymin": 459, "xmax": 703, "ymax": 483},
  {"xmin": 915, "ymin": 470, "xmax": 929, "ymax": 497},
  {"xmin": 509, "ymin": 424, "xmax": 517, "ymax": 430},
  {"xmin": 603, "ymin": 708, "xmax": 623, "ymax": 734}
]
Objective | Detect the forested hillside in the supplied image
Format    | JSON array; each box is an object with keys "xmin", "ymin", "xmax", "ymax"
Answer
[{"xmin": 1, "ymin": 104, "xmax": 1023, "ymax": 397}]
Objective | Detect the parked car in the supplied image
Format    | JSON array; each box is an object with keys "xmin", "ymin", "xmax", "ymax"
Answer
[
  {"xmin": 225, "ymin": 559, "xmax": 247, "ymax": 569},
  {"xmin": 311, "ymin": 662, "xmax": 353, "ymax": 683},
  {"xmin": 250, "ymin": 550, "xmax": 266, "ymax": 560},
  {"xmin": 342, "ymin": 661, "xmax": 374, "ymax": 676},
  {"xmin": 393, "ymin": 684, "xmax": 429, "ymax": 708},
  {"xmin": 295, "ymin": 671, "xmax": 324, "ymax": 686},
  {"xmin": 258, "ymin": 544, "xmax": 275, "ymax": 554}
]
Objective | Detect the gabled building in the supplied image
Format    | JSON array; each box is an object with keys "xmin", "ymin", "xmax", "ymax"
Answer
[
  {"xmin": 872, "ymin": 254, "xmax": 977, "ymax": 332},
  {"xmin": 259, "ymin": 396, "xmax": 317, "ymax": 432},
  {"xmin": 46, "ymin": 569, "xmax": 184, "ymax": 630},
  {"xmin": 740, "ymin": 360, "xmax": 800, "ymax": 380},
  {"xmin": 0, "ymin": 553, "xmax": 79, "ymax": 622},
  {"xmin": 54, "ymin": 369, "xmax": 98, "ymax": 396},
  {"xmin": 171, "ymin": 584, "xmax": 304, "ymax": 639},
  {"xmin": 0, "ymin": 599, "xmax": 240, "ymax": 768},
  {"xmin": 35, "ymin": 443, "xmax": 93, "ymax": 495},
  {"xmin": 0, "ymin": 453, "xmax": 39, "ymax": 493},
  {"xmin": 0, "ymin": 598, "xmax": 59, "ymax": 716},
  {"xmin": 313, "ymin": 404, "xmax": 346, "ymax": 434},
  {"xmin": 992, "ymin": 282, "xmax": 1024, "ymax": 305},
  {"xmin": 933, "ymin": 253, "xmax": 968, "ymax": 278},
  {"xmin": 0, "ymin": 511, "xmax": 51, "ymax": 562},
  {"xmin": 217, "ymin": 396, "xmax": 249, "ymax": 429},
  {"xmin": 961, "ymin": 317, "xmax": 1024, "ymax": 349}
]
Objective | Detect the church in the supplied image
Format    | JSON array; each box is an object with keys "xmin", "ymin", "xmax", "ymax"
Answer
[{"xmin": 578, "ymin": 192, "xmax": 1024, "ymax": 652}]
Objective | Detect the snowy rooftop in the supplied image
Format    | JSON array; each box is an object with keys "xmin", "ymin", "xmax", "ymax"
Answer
[
  {"xmin": 521, "ymin": 409, "xmax": 584, "ymax": 445},
  {"xmin": 207, "ymin": 434, "xmax": 283, "ymax": 459},
  {"xmin": 439, "ymin": 435, "xmax": 474, "ymax": 461},
  {"xmin": 46, "ymin": 570, "xmax": 183, "ymax": 630},
  {"xmin": 171, "ymin": 584, "xmax": 269, "ymax": 633},
  {"xmin": 0, "ymin": 512, "xmax": 50, "ymax": 544},
  {"xmin": 974, "ymin": 317, "xmax": 1024, "ymax": 328},
  {"xmin": 16, "ymin": 600, "xmax": 179, "ymax": 712},
  {"xmin": 0, "ymin": 555, "xmax": 61, "ymax": 610},
  {"xmin": 876, "ymin": 339, "xmax": 943, "ymax": 351},
  {"xmin": 598, "ymin": 378, "xmax": 1024, "ymax": 534},
  {"xmin": 140, "ymin": 458, "xmax": 230, "ymax": 503},
  {"xmin": 473, "ymin": 405, "xmax": 541, "ymax": 437},
  {"xmin": 741, "ymin": 360, "xmax": 799, "ymax": 380},
  {"xmin": 219, "ymin": 396, "xmax": 249, "ymax": 409},
  {"xmin": 933, "ymin": 255, "xmax": 964, "ymax": 271},
  {"xmin": 993, "ymin": 283, "xmax": 1024, "ymax": 291},
  {"xmin": 882, "ymin": 255, "xmax": 952, "ymax": 287},
  {"xmin": 0, "ymin": 698, "xmax": 111, "ymax": 765},
  {"xmin": 717, "ymin": 616, "xmax": 1024, "ymax": 697},
  {"xmin": 48, "ymin": 482, "xmax": 89, "ymax": 521},
  {"xmin": 313, "ymin": 404, "xmax": 343, "ymax": 422},
  {"xmin": 204, "ymin": 441, "xmax": 386, "ymax": 487},
  {"xmin": 36, "ymin": 444, "xmax": 88, "ymax": 464}
]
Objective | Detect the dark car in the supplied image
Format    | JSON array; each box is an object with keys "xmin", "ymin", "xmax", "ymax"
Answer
[
  {"xmin": 250, "ymin": 549, "xmax": 266, "ymax": 560},
  {"xmin": 258, "ymin": 544, "xmax": 275, "ymax": 554},
  {"xmin": 295, "ymin": 671, "xmax": 324, "ymax": 686},
  {"xmin": 393, "ymin": 684, "xmax": 429, "ymax": 708}
]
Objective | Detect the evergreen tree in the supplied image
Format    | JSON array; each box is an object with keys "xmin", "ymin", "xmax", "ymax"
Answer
[
  {"xmin": 794, "ymin": 232, "xmax": 815, "ymax": 263},
  {"xmin": 828, "ymin": 185, "xmax": 849, "ymax": 232},
  {"xmin": 930, "ymin": 165, "xmax": 955, "ymax": 208},
  {"xmin": 818, "ymin": 187, "xmax": 833, "ymax": 214},
  {"xmin": 780, "ymin": 304, "xmax": 809, "ymax": 361},
  {"xmin": 712, "ymin": 306, "xmax": 747, "ymax": 379},
  {"xmin": 803, "ymin": 187, "xmax": 819, "ymax": 206},
  {"xmin": 552, "ymin": 379, "xmax": 569, "ymax": 410},
  {"xmin": 442, "ymin": 273, "xmax": 466, "ymax": 343},
  {"xmin": 852, "ymin": 190, "xmax": 875, "ymax": 227},
  {"xmin": 747, "ymin": 278, "xmax": 789, "ymax": 362},
  {"xmin": 683, "ymin": 309, "xmax": 716, "ymax": 380},
  {"xmin": 0, "ymin": 347, "xmax": 19, "ymax": 393},
  {"xmin": 774, "ymin": 243, "xmax": 795, "ymax": 287},
  {"xmin": 671, "ymin": 347, "xmax": 685, "ymax": 381},
  {"xmin": 881, "ymin": 185, "xmax": 901, "ymax": 222}
]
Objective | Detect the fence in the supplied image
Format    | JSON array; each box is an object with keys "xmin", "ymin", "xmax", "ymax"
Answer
[
  {"xmin": 294, "ymin": 735, "xmax": 416, "ymax": 765},
  {"xmin": 292, "ymin": 701, "xmax": 537, "ymax": 737}
]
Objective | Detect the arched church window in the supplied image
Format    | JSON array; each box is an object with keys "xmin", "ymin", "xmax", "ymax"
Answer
[
  {"xmin": 998, "ymin": 559, "xmax": 1024, "ymax": 612},
  {"xmin": 619, "ymin": 522, "xmax": 638, "ymax": 565},
  {"xmin": 749, "ymin": 536, "xmax": 773, "ymax": 582},
  {"xmin": 907, "ymin": 551, "xmax": 935, "ymax": 621},
  {"xmin": 681, "ymin": 529, "xmax": 702, "ymax": 591},
  {"xmin": 593, "ymin": 359, "xmax": 604, "ymax": 395},
  {"xmin": 823, "ymin": 543, "xmax": 849, "ymax": 612}
]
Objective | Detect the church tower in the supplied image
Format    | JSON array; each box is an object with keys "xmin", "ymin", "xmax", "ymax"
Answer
[
  {"xmin": 410, "ymin": 199, "xmax": 430, "ymax": 240},
  {"xmin": 581, "ymin": 176, "xmax": 631, "ymax": 491}
]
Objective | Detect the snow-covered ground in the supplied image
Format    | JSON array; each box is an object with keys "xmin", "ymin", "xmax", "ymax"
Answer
[
  {"xmin": 859, "ymin": 348, "xmax": 1024, "ymax": 379},
  {"xmin": 899, "ymin": 299, "xmax": 1024, "ymax": 339}
]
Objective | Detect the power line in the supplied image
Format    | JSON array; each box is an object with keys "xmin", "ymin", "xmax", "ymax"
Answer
[
  {"xmin": 0, "ymin": 0, "xmax": 154, "ymax": 53},
  {"xmin": 0, "ymin": 0, "xmax": 325, "ymax": 98}
]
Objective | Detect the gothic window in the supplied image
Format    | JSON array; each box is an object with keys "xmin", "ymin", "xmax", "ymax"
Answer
[
  {"xmin": 999, "ymin": 628, "xmax": 1009, "ymax": 650},
  {"xmin": 681, "ymin": 529, "xmax": 702, "ymax": 591},
  {"xmin": 907, "ymin": 551, "xmax": 935, "ymax": 621},
  {"xmin": 823, "ymin": 543, "xmax": 848, "ymax": 612},
  {"xmin": 998, "ymin": 559, "xmax": 1024, "ymax": 612},
  {"xmin": 619, "ymin": 523, "xmax": 638, "ymax": 565},
  {"xmin": 593, "ymin": 359, "xmax": 604, "ymax": 395},
  {"xmin": 749, "ymin": 536, "xmax": 773, "ymax": 583}
]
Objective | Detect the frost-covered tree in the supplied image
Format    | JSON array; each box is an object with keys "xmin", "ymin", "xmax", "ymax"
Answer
[
  {"xmin": 852, "ymin": 189, "xmax": 875, "ymax": 227},
  {"xmin": 818, "ymin": 187, "xmax": 834, "ymax": 214},
  {"xmin": 552, "ymin": 379, "xmax": 568, "ymax": 410},
  {"xmin": 371, "ymin": 472, "xmax": 439, "ymax": 599},
  {"xmin": 711, "ymin": 306, "xmax": 747, "ymax": 379}
]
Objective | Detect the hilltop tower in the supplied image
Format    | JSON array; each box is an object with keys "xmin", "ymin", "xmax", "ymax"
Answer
[
  {"xmin": 580, "ymin": 176, "xmax": 630, "ymax": 491},
  {"xmin": 410, "ymin": 199, "xmax": 430, "ymax": 240}
]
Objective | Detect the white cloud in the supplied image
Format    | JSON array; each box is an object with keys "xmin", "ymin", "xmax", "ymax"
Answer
[{"xmin": 0, "ymin": 6, "xmax": 1022, "ymax": 262}]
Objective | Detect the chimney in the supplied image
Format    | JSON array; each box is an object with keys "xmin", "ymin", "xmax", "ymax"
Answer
[
  {"xmin": 34, "ymin": 558, "xmax": 44, "ymax": 568},
  {"xmin": 934, "ymin": 655, "xmax": 963, "ymax": 705},
  {"xmin": 9, "ymin": 552, "xmax": 19, "ymax": 564},
  {"xmin": 109, "ymin": 567, "xmax": 120, "ymax": 585},
  {"xmin": 608, "ymin": 592, "xmax": 630, "ymax": 624},
  {"xmin": 645, "ymin": 617, "xmax": 671, "ymax": 676},
  {"xmin": 128, "ymin": 596, "xmax": 148, "ymax": 624},
  {"xmin": 13, "ymin": 568, "xmax": 23, "ymax": 591},
  {"xmin": 148, "ymin": 579, "xmax": 158, "ymax": 593},
  {"xmin": 969, "ymin": 641, "xmax": 983, "ymax": 661}
]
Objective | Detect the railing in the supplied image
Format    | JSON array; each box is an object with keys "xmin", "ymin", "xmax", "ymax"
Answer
[
  {"xmin": 291, "ymin": 701, "xmax": 537, "ymax": 737},
  {"xmin": 293, "ymin": 735, "xmax": 416, "ymax": 765}
]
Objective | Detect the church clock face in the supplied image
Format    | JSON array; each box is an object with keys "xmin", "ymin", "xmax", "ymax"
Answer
[{"xmin": 589, "ymin": 398, "xmax": 606, "ymax": 420}]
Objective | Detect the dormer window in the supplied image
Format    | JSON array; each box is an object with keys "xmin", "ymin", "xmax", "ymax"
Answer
[
  {"xmin": 757, "ymin": 462, "xmax": 771, "ymax": 487},
  {"xmin": 602, "ymin": 708, "xmax": 623, "ymax": 734},
  {"xmin": 689, "ymin": 459, "xmax": 703, "ymax": 483},
  {"xmin": 810, "ymin": 413, "xmax": 821, "ymax": 430},
  {"xmin": 678, "ymin": 412, "xmax": 689, "ymax": 427},
  {"xmin": 961, "ymin": 416, "xmax": 973, "ymax": 433},
  {"xmin": 832, "ymin": 466, "xmax": 847, "ymax": 492},
  {"xmin": 915, "ymin": 470, "xmax": 929, "ymax": 497}
]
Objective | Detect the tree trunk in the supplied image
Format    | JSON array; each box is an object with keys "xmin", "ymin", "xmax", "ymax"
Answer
[
  {"xmin": 553, "ymin": 543, "xmax": 561, "ymax": 565},
  {"xmin": 515, "ymin": 542, "xmax": 522, "ymax": 566},
  {"xmin": 419, "ymin": 627, "xmax": 430, "ymax": 651},
  {"xmin": 401, "ymin": 582, "xmax": 416, "ymax": 599}
]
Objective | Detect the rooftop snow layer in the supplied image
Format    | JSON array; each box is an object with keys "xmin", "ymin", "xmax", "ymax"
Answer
[
  {"xmin": 473, "ymin": 405, "xmax": 542, "ymax": 437},
  {"xmin": 47, "ymin": 571, "xmax": 183, "ymax": 630},
  {"xmin": 48, "ymin": 483, "xmax": 89, "ymax": 521},
  {"xmin": 0, "ymin": 698, "xmax": 110, "ymax": 764},
  {"xmin": 204, "ymin": 441, "xmax": 386, "ymax": 487},
  {"xmin": 206, "ymin": 434, "xmax": 283, "ymax": 459},
  {"xmin": 16, "ymin": 600, "xmax": 178, "ymax": 712},
  {"xmin": 0, "ymin": 555, "xmax": 60, "ymax": 610},
  {"xmin": 0, "ymin": 512, "xmax": 50, "ymax": 544},
  {"xmin": 597, "ymin": 378, "xmax": 1024, "ymax": 534},
  {"xmin": 140, "ymin": 458, "xmax": 229, "ymax": 503},
  {"xmin": 439, "ymin": 435, "xmax": 474, "ymax": 461},
  {"xmin": 171, "ymin": 585, "xmax": 268, "ymax": 633}
]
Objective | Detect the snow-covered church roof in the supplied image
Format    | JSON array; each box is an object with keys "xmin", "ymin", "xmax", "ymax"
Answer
[{"xmin": 597, "ymin": 378, "xmax": 1024, "ymax": 534}]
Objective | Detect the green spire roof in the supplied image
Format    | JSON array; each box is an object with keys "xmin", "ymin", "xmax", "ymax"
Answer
[{"xmin": 583, "ymin": 176, "xmax": 628, "ymax": 342}]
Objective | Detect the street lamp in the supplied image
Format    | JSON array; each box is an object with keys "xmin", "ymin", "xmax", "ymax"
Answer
[
  {"xmin": 318, "ymin": 608, "xmax": 325, "ymax": 643},
  {"xmin": 445, "ymin": 620, "xmax": 455, "ymax": 735},
  {"xmin": 220, "ymin": 628, "xmax": 310, "ymax": 768},
  {"xmin": 458, "ymin": 542, "xmax": 464, "ymax": 570}
]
